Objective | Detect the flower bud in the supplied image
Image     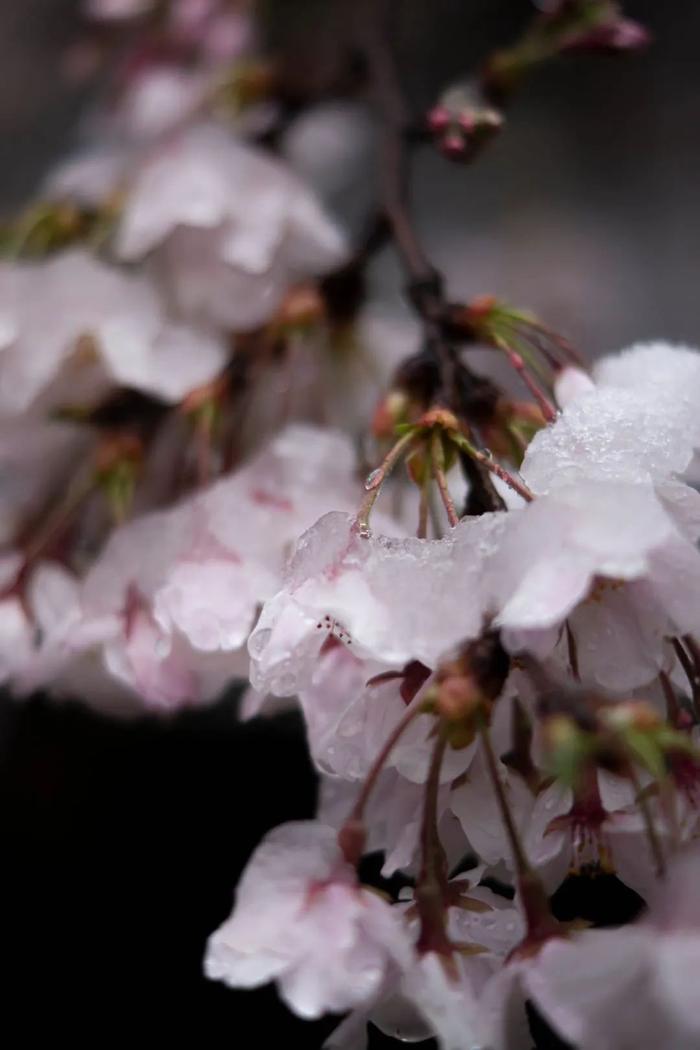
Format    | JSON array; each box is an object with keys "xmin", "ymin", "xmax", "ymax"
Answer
[{"xmin": 427, "ymin": 83, "xmax": 503, "ymax": 164}]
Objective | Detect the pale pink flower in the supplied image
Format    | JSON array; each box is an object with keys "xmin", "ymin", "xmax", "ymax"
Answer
[
  {"xmin": 524, "ymin": 342, "xmax": 700, "ymax": 492},
  {"xmin": 451, "ymin": 740, "xmax": 535, "ymax": 873},
  {"xmin": 318, "ymin": 767, "xmax": 468, "ymax": 879},
  {"xmin": 526, "ymin": 845, "xmax": 700, "ymax": 1050},
  {"xmin": 204, "ymin": 821, "xmax": 412, "ymax": 1018},
  {"xmin": 494, "ymin": 480, "xmax": 700, "ymax": 690},
  {"xmin": 111, "ymin": 67, "xmax": 211, "ymax": 141},
  {"xmin": 43, "ymin": 426, "xmax": 368, "ymax": 712},
  {"xmin": 114, "ymin": 124, "xmax": 347, "ymax": 330},
  {"xmin": 327, "ymin": 878, "xmax": 524, "ymax": 1050},
  {"xmin": 0, "ymin": 250, "xmax": 227, "ymax": 415},
  {"xmin": 248, "ymin": 509, "xmax": 506, "ymax": 698},
  {"xmin": 294, "ymin": 642, "xmax": 472, "ymax": 785}
]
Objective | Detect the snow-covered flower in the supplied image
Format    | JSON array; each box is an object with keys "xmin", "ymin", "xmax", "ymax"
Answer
[
  {"xmin": 492, "ymin": 342, "xmax": 700, "ymax": 689},
  {"xmin": 204, "ymin": 821, "xmax": 412, "ymax": 1018},
  {"xmin": 248, "ymin": 508, "xmax": 506, "ymax": 698},
  {"xmin": 526, "ymin": 342, "xmax": 700, "ymax": 492}
]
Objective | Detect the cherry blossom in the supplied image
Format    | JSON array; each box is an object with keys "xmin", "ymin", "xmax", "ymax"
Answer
[
  {"xmin": 113, "ymin": 124, "xmax": 347, "ymax": 330},
  {"xmin": 204, "ymin": 821, "xmax": 412, "ymax": 1018},
  {"xmin": 27, "ymin": 426, "xmax": 371, "ymax": 713},
  {"xmin": 0, "ymin": 249, "xmax": 227, "ymax": 415},
  {"xmin": 527, "ymin": 845, "xmax": 700, "ymax": 1050},
  {"xmin": 248, "ymin": 509, "xmax": 506, "ymax": 698}
]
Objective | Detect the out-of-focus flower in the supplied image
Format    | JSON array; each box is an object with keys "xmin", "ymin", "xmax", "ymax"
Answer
[
  {"xmin": 20, "ymin": 426, "xmax": 371, "ymax": 713},
  {"xmin": 0, "ymin": 249, "xmax": 227, "ymax": 415},
  {"xmin": 85, "ymin": 0, "xmax": 153, "ymax": 19},
  {"xmin": 113, "ymin": 124, "xmax": 348, "ymax": 330}
]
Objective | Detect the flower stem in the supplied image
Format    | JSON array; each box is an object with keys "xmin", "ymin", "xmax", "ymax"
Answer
[
  {"xmin": 629, "ymin": 764, "xmax": 666, "ymax": 879},
  {"xmin": 431, "ymin": 429, "xmax": 459, "ymax": 527},
  {"xmin": 415, "ymin": 724, "xmax": 453, "ymax": 956},
  {"xmin": 355, "ymin": 429, "xmax": 417, "ymax": 531},
  {"xmin": 453, "ymin": 433, "xmax": 534, "ymax": 503}
]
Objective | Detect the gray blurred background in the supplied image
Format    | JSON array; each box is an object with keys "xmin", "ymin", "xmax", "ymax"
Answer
[{"xmin": 1, "ymin": 0, "xmax": 699, "ymax": 357}]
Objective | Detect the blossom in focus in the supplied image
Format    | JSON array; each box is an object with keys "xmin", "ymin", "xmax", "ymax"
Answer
[
  {"xmin": 204, "ymin": 821, "xmax": 412, "ymax": 1018},
  {"xmin": 248, "ymin": 509, "xmax": 505, "ymax": 698},
  {"xmin": 527, "ymin": 845, "xmax": 700, "ymax": 1050}
]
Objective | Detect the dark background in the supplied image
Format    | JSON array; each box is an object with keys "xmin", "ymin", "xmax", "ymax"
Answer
[{"xmin": 0, "ymin": 1, "xmax": 695, "ymax": 1045}]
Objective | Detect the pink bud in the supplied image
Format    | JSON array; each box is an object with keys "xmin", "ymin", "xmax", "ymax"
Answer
[
  {"xmin": 440, "ymin": 131, "xmax": 466, "ymax": 159},
  {"xmin": 562, "ymin": 17, "xmax": 651, "ymax": 53},
  {"xmin": 457, "ymin": 111, "xmax": 476, "ymax": 133},
  {"xmin": 427, "ymin": 105, "xmax": 450, "ymax": 133}
]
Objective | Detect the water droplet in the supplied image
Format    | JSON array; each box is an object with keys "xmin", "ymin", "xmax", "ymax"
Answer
[
  {"xmin": 482, "ymin": 447, "xmax": 494, "ymax": 461},
  {"xmin": 364, "ymin": 468, "xmax": 382, "ymax": 491},
  {"xmin": 357, "ymin": 523, "xmax": 372, "ymax": 539}
]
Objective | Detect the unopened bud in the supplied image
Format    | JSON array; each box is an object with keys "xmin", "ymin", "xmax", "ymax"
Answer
[
  {"xmin": 604, "ymin": 700, "xmax": 661, "ymax": 732},
  {"xmin": 274, "ymin": 284, "xmax": 325, "ymax": 332},
  {"xmin": 337, "ymin": 819, "xmax": 366, "ymax": 867},
  {"xmin": 428, "ymin": 83, "xmax": 503, "ymax": 164},
  {"xmin": 372, "ymin": 390, "xmax": 408, "ymax": 439}
]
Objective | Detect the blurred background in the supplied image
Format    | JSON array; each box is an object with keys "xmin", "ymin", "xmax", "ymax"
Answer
[{"xmin": 0, "ymin": 1, "xmax": 696, "ymax": 1044}]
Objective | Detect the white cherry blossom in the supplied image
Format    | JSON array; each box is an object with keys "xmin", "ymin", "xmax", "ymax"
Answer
[
  {"xmin": 0, "ymin": 250, "xmax": 227, "ymax": 415},
  {"xmin": 527, "ymin": 845, "xmax": 700, "ymax": 1050},
  {"xmin": 114, "ymin": 125, "xmax": 347, "ymax": 330},
  {"xmin": 204, "ymin": 821, "xmax": 412, "ymax": 1018}
]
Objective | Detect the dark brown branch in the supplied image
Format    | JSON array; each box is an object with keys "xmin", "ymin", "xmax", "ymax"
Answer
[{"xmin": 356, "ymin": 0, "xmax": 505, "ymax": 514}]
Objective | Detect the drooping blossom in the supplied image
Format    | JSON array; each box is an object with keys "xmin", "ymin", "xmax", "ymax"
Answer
[
  {"xmin": 248, "ymin": 509, "xmax": 506, "ymax": 698},
  {"xmin": 526, "ymin": 845, "xmax": 700, "ymax": 1050},
  {"xmin": 204, "ymin": 821, "xmax": 412, "ymax": 1018},
  {"xmin": 20, "ymin": 425, "xmax": 374, "ymax": 713}
]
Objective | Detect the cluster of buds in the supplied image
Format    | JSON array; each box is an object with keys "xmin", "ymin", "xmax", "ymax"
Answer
[
  {"xmin": 484, "ymin": 0, "xmax": 650, "ymax": 101},
  {"xmin": 427, "ymin": 83, "xmax": 503, "ymax": 163}
]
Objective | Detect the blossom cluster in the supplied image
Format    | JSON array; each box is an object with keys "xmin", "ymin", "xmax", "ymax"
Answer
[{"xmin": 1, "ymin": 2, "xmax": 698, "ymax": 1048}]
